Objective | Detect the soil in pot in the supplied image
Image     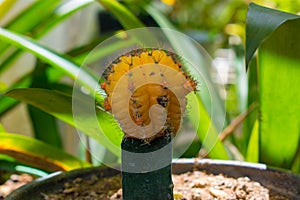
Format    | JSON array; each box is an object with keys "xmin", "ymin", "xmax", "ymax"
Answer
[
  {"xmin": 7, "ymin": 161, "xmax": 299, "ymax": 200},
  {"xmin": 42, "ymin": 170, "xmax": 278, "ymax": 200},
  {"xmin": 0, "ymin": 173, "xmax": 33, "ymax": 199}
]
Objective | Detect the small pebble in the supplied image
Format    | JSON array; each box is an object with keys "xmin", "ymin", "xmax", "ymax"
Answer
[{"xmin": 209, "ymin": 187, "xmax": 229, "ymax": 198}]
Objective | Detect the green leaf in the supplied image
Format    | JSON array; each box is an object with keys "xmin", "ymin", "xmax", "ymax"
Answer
[
  {"xmin": 245, "ymin": 3, "xmax": 299, "ymax": 66},
  {"xmin": 188, "ymin": 94, "xmax": 229, "ymax": 159},
  {"xmin": 0, "ymin": 50, "xmax": 21, "ymax": 73},
  {"xmin": 0, "ymin": 96, "xmax": 18, "ymax": 116},
  {"xmin": 246, "ymin": 120, "xmax": 259, "ymax": 162},
  {"xmin": 145, "ymin": 4, "xmax": 226, "ymax": 127},
  {"xmin": 5, "ymin": 88, "xmax": 122, "ymax": 157},
  {"xmin": 5, "ymin": 89, "xmax": 73, "ymax": 125},
  {"xmin": 33, "ymin": 0, "xmax": 94, "ymax": 38},
  {"xmin": 27, "ymin": 60, "xmax": 62, "ymax": 148},
  {"xmin": 239, "ymin": 59, "xmax": 259, "ymax": 155},
  {"xmin": 4, "ymin": 1, "xmax": 60, "ymax": 32},
  {"xmin": 0, "ymin": 27, "xmax": 98, "ymax": 94},
  {"xmin": 291, "ymin": 148, "xmax": 300, "ymax": 173},
  {"xmin": 28, "ymin": 105, "xmax": 63, "ymax": 148},
  {"xmin": 0, "ymin": 38, "xmax": 109, "ymax": 116},
  {"xmin": 0, "ymin": 0, "xmax": 61, "ymax": 54},
  {"xmin": 0, "ymin": 0, "xmax": 17, "ymax": 20},
  {"xmin": 0, "ymin": 132, "xmax": 90, "ymax": 172},
  {"xmin": 96, "ymin": 0, "xmax": 154, "ymax": 46},
  {"xmin": 74, "ymin": 37, "xmax": 138, "ymax": 65},
  {"xmin": 145, "ymin": 4, "xmax": 228, "ymax": 158},
  {"xmin": 258, "ymin": 19, "xmax": 300, "ymax": 168},
  {"xmin": 0, "ymin": 154, "xmax": 15, "ymax": 162},
  {"xmin": 0, "ymin": 0, "xmax": 94, "ymax": 74},
  {"xmin": 0, "ymin": 123, "xmax": 5, "ymax": 132},
  {"xmin": 246, "ymin": 4, "xmax": 300, "ymax": 169},
  {"xmin": 0, "ymin": 74, "xmax": 31, "ymax": 116},
  {"xmin": 0, "ymin": 38, "xmax": 110, "ymax": 116},
  {"xmin": 0, "ymin": 156, "xmax": 49, "ymax": 177},
  {"xmin": 97, "ymin": 0, "xmax": 145, "ymax": 29},
  {"xmin": 144, "ymin": 4, "xmax": 174, "ymax": 29}
]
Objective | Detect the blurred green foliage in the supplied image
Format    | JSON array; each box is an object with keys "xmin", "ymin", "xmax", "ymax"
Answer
[
  {"xmin": 0, "ymin": 0, "xmax": 299, "ymax": 175},
  {"xmin": 166, "ymin": 0, "xmax": 300, "ymax": 51}
]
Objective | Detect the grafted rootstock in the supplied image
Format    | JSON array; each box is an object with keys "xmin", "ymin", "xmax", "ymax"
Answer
[{"xmin": 100, "ymin": 49, "xmax": 197, "ymax": 141}]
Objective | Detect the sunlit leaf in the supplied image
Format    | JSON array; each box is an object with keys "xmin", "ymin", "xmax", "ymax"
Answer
[
  {"xmin": 239, "ymin": 59, "xmax": 259, "ymax": 155},
  {"xmin": 246, "ymin": 4, "xmax": 300, "ymax": 170},
  {"xmin": 0, "ymin": 37, "xmax": 115, "ymax": 116},
  {"xmin": 258, "ymin": 19, "xmax": 300, "ymax": 168},
  {"xmin": 0, "ymin": 123, "xmax": 5, "ymax": 132},
  {"xmin": 4, "ymin": 1, "xmax": 59, "ymax": 32},
  {"xmin": 291, "ymin": 148, "xmax": 300, "ymax": 173},
  {"xmin": 0, "ymin": 154, "xmax": 15, "ymax": 162},
  {"xmin": 5, "ymin": 88, "xmax": 122, "ymax": 157},
  {"xmin": 5, "ymin": 89, "xmax": 73, "ymax": 124},
  {"xmin": 0, "ymin": 155, "xmax": 49, "ymax": 177},
  {"xmin": 0, "ymin": 0, "xmax": 17, "ymax": 20},
  {"xmin": 161, "ymin": 0, "xmax": 176, "ymax": 6},
  {"xmin": 33, "ymin": 0, "xmax": 94, "ymax": 38},
  {"xmin": 27, "ymin": 60, "xmax": 63, "ymax": 148},
  {"xmin": 0, "ymin": 0, "xmax": 94, "ymax": 74},
  {"xmin": 0, "ymin": 27, "xmax": 98, "ymax": 94},
  {"xmin": 145, "ymin": 4, "xmax": 228, "ymax": 158},
  {"xmin": 245, "ymin": 3, "xmax": 299, "ymax": 66},
  {"xmin": 97, "ymin": 0, "xmax": 144, "ymax": 29},
  {"xmin": 0, "ymin": 0, "xmax": 61, "ymax": 54},
  {"xmin": 246, "ymin": 120, "xmax": 259, "ymax": 162},
  {"xmin": 0, "ymin": 133, "xmax": 90, "ymax": 172},
  {"xmin": 188, "ymin": 94, "xmax": 229, "ymax": 159}
]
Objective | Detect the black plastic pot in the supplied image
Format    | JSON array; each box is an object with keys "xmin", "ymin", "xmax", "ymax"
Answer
[{"xmin": 6, "ymin": 159, "xmax": 300, "ymax": 200}]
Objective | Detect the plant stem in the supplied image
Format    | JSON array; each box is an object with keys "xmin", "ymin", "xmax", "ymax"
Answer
[{"xmin": 121, "ymin": 133, "xmax": 173, "ymax": 200}]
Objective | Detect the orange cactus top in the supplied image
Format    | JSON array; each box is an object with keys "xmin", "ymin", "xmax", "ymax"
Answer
[{"xmin": 100, "ymin": 49, "xmax": 197, "ymax": 141}]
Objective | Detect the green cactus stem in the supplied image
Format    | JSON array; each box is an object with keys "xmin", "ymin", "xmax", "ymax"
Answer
[{"xmin": 121, "ymin": 132, "xmax": 173, "ymax": 200}]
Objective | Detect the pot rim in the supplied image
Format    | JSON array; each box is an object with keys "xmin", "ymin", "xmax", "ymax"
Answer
[{"xmin": 173, "ymin": 158, "xmax": 267, "ymax": 169}]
